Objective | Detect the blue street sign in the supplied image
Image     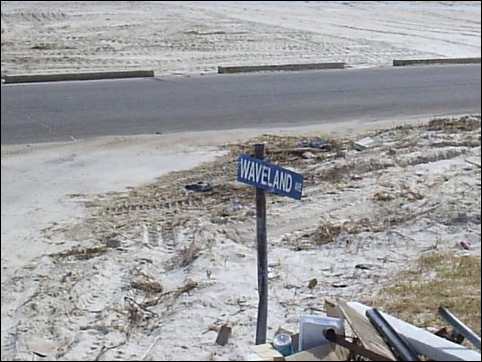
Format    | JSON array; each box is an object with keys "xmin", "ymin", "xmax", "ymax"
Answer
[{"xmin": 237, "ymin": 154, "xmax": 304, "ymax": 200}]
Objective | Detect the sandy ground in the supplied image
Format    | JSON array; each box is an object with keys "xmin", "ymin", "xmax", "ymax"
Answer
[
  {"xmin": 1, "ymin": 115, "xmax": 480, "ymax": 361},
  {"xmin": 1, "ymin": 118, "xmax": 427, "ymax": 274},
  {"xmin": 1, "ymin": 1, "xmax": 480, "ymax": 77}
]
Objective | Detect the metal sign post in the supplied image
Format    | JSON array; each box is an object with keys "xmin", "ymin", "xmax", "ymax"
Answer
[
  {"xmin": 237, "ymin": 144, "xmax": 304, "ymax": 345},
  {"xmin": 254, "ymin": 144, "xmax": 268, "ymax": 345}
]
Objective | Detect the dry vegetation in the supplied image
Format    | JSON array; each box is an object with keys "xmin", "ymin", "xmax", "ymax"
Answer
[{"xmin": 373, "ymin": 252, "xmax": 481, "ymax": 334}]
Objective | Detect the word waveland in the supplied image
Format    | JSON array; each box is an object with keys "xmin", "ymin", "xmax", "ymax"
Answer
[{"xmin": 237, "ymin": 154, "xmax": 304, "ymax": 200}]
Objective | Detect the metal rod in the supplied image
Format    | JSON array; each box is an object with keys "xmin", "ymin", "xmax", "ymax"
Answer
[
  {"xmin": 366, "ymin": 308, "xmax": 420, "ymax": 361},
  {"xmin": 255, "ymin": 143, "xmax": 268, "ymax": 345},
  {"xmin": 439, "ymin": 306, "xmax": 481, "ymax": 350},
  {"xmin": 324, "ymin": 329, "xmax": 393, "ymax": 361}
]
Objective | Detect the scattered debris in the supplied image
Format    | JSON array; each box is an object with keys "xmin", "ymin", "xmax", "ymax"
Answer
[
  {"xmin": 142, "ymin": 279, "xmax": 199, "ymax": 309},
  {"xmin": 301, "ymin": 151, "xmax": 316, "ymax": 160},
  {"xmin": 373, "ymin": 191, "xmax": 395, "ymax": 202},
  {"xmin": 94, "ymin": 341, "xmax": 128, "ymax": 361},
  {"xmin": 215, "ymin": 324, "xmax": 232, "ymax": 346},
  {"xmin": 246, "ymin": 300, "xmax": 481, "ymax": 361},
  {"xmin": 428, "ymin": 116, "xmax": 481, "ymax": 132},
  {"xmin": 297, "ymin": 138, "xmax": 331, "ymax": 150},
  {"xmin": 125, "ymin": 296, "xmax": 159, "ymax": 318},
  {"xmin": 130, "ymin": 275, "xmax": 163, "ymax": 294},
  {"xmin": 331, "ymin": 282, "xmax": 348, "ymax": 288},
  {"xmin": 164, "ymin": 240, "xmax": 202, "ymax": 270},
  {"xmin": 247, "ymin": 343, "xmax": 284, "ymax": 361},
  {"xmin": 312, "ymin": 223, "xmax": 343, "ymax": 245},
  {"xmin": 273, "ymin": 333, "xmax": 294, "ymax": 356},
  {"xmin": 458, "ymin": 240, "xmax": 472, "ymax": 250},
  {"xmin": 466, "ymin": 158, "xmax": 482, "ymax": 169},
  {"xmin": 353, "ymin": 137, "xmax": 377, "ymax": 151},
  {"xmin": 26, "ymin": 337, "xmax": 57, "ymax": 359},
  {"xmin": 387, "ymin": 148, "xmax": 397, "ymax": 156},
  {"xmin": 433, "ymin": 327, "xmax": 465, "ymax": 345},
  {"xmin": 103, "ymin": 239, "xmax": 121, "ymax": 248},
  {"xmin": 185, "ymin": 181, "xmax": 213, "ymax": 192},
  {"xmin": 49, "ymin": 244, "xmax": 110, "ymax": 261},
  {"xmin": 355, "ymin": 264, "xmax": 377, "ymax": 271},
  {"xmin": 438, "ymin": 306, "xmax": 481, "ymax": 350},
  {"xmin": 6, "ymin": 116, "xmax": 479, "ymax": 361},
  {"xmin": 298, "ymin": 137, "xmax": 330, "ymax": 150},
  {"xmin": 269, "ymin": 147, "xmax": 327, "ymax": 158},
  {"xmin": 203, "ymin": 324, "xmax": 221, "ymax": 335},
  {"xmin": 307, "ymin": 278, "xmax": 318, "ymax": 289}
]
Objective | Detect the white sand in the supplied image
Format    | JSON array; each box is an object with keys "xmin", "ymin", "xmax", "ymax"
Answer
[
  {"xmin": 1, "ymin": 1, "xmax": 480, "ymax": 76},
  {"xmin": 1, "ymin": 116, "xmax": 480, "ymax": 361}
]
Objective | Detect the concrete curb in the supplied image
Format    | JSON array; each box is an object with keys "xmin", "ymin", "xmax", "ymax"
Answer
[
  {"xmin": 218, "ymin": 62, "xmax": 345, "ymax": 74},
  {"xmin": 3, "ymin": 70, "xmax": 155, "ymax": 83},
  {"xmin": 393, "ymin": 58, "xmax": 481, "ymax": 66}
]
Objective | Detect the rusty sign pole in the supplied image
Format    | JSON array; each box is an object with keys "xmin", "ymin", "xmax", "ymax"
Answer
[{"xmin": 254, "ymin": 143, "xmax": 268, "ymax": 345}]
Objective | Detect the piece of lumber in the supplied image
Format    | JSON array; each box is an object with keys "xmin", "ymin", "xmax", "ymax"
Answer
[
  {"xmin": 466, "ymin": 159, "xmax": 482, "ymax": 169},
  {"xmin": 337, "ymin": 300, "xmax": 396, "ymax": 361},
  {"xmin": 215, "ymin": 324, "xmax": 232, "ymax": 346},
  {"xmin": 349, "ymin": 302, "xmax": 482, "ymax": 362},
  {"xmin": 269, "ymin": 147, "xmax": 328, "ymax": 155},
  {"xmin": 325, "ymin": 330, "xmax": 393, "ymax": 361},
  {"xmin": 246, "ymin": 343, "xmax": 284, "ymax": 361},
  {"xmin": 285, "ymin": 343, "xmax": 349, "ymax": 361},
  {"xmin": 325, "ymin": 299, "xmax": 342, "ymax": 318}
]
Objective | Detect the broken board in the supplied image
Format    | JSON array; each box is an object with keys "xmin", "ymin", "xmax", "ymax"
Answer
[
  {"xmin": 337, "ymin": 300, "xmax": 396, "ymax": 361},
  {"xmin": 349, "ymin": 302, "xmax": 482, "ymax": 362},
  {"xmin": 246, "ymin": 343, "xmax": 284, "ymax": 361},
  {"xmin": 285, "ymin": 343, "xmax": 349, "ymax": 361}
]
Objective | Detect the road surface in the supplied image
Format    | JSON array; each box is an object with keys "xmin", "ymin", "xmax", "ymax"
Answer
[{"xmin": 1, "ymin": 64, "xmax": 480, "ymax": 144}]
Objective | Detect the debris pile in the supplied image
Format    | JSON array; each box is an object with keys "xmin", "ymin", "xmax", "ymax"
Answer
[{"xmin": 247, "ymin": 300, "xmax": 481, "ymax": 361}]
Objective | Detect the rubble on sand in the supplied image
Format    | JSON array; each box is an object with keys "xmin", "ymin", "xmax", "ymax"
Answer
[{"xmin": 3, "ymin": 116, "xmax": 480, "ymax": 361}]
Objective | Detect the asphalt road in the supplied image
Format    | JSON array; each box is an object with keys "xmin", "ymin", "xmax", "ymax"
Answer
[{"xmin": 1, "ymin": 64, "xmax": 480, "ymax": 144}]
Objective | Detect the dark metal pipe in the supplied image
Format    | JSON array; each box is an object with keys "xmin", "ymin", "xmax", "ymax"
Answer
[
  {"xmin": 439, "ymin": 306, "xmax": 481, "ymax": 350},
  {"xmin": 366, "ymin": 308, "xmax": 420, "ymax": 361}
]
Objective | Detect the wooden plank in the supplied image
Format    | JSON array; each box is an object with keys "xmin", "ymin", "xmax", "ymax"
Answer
[
  {"xmin": 466, "ymin": 158, "xmax": 482, "ymax": 169},
  {"xmin": 325, "ymin": 299, "xmax": 342, "ymax": 318},
  {"xmin": 215, "ymin": 324, "xmax": 232, "ymax": 346},
  {"xmin": 285, "ymin": 343, "xmax": 349, "ymax": 361},
  {"xmin": 337, "ymin": 301, "xmax": 396, "ymax": 361},
  {"xmin": 246, "ymin": 344, "xmax": 284, "ymax": 361},
  {"xmin": 349, "ymin": 302, "xmax": 482, "ymax": 362}
]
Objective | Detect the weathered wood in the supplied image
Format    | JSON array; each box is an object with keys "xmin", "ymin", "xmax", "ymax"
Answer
[
  {"xmin": 255, "ymin": 144, "xmax": 268, "ymax": 345},
  {"xmin": 324, "ymin": 299, "xmax": 341, "ymax": 318},
  {"xmin": 269, "ymin": 147, "xmax": 328, "ymax": 155},
  {"xmin": 285, "ymin": 343, "xmax": 349, "ymax": 361},
  {"xmin": 325, "ymin": 330, "xmax": 393, "ymax": 361},
  {"xmin": 215, "ymin": 324, "xmax": 232, "ymax": 346},
  {"xmin": 247, "ymin": 344, "xmax": 284, "ymax": 361},
  {"xmin": 349, "ymin": 302, "xmax": 482, "ymax": 362},
  {"xmin": 337, "ymin": 301, "xmax": 396, "ymax": 361},
  {"xmin": 466, "ymin": 159, "xmax": 482, "ymax": 169}
]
